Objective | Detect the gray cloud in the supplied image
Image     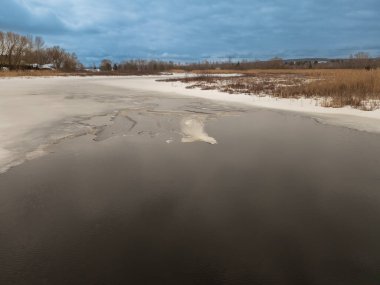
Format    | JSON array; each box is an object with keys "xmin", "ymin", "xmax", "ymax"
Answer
[
  {"xmin": 1, "ymin": 0, "xmax": 379, "ymax": 64},
  {"xmin": 0, "ymin": 0, "xmax": 68, "ymax": 34}
]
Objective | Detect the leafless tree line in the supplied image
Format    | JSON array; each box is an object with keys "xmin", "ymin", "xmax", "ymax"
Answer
[
  {"xmin": 98, "ymin": 59, "xmax": 175, "ymax": 73},
  {"xmin": 104, "ymin": 54, "xmax": 379, "ymax": 74},
  {"xmin": 180, "ymin": 53, "xmax": 380, "ymax": 71},
  {"xmin": 0, "ymin": 31, "xmax": 80, "ymax": 71}
]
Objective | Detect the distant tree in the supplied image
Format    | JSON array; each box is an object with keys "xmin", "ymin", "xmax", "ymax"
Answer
[
  {"xmin": 0, "ymin": 30, "xmax": 81, "ymax": 70},
  {"xmin": 100, "ymin": 59, "xmax": 112, "ymax": 71},
  {"xmin": 113, "ymin": 63, "xmax": 118, "ymax": 71},
  {"xmin": 33, "ymin": 36, "xmax": 45, "ymax": 64},
  {"xmin": 46, "ymin": 46, "xmax": 66, "ymax": 69},
  {"xmin": 13, "ymin": 35, "xmax": 30, "ymax": 68},
  {"xmin": 34, "ymin": 36, "xmax": 45, "ymax": 50},
  {"xmin": 354, "ymin": 52, "xmax": 370, "ymax": 59},
  {"xmin": 352, "ymin": 52, "xmax": 371, "ymax": 69},
  {"xmin": 5, "ymin": 32, "xmax": 17, "ymax": 67},
  {"xmin": 0, "ymin": 31, "xmax": 6, "ymax": 66},
  {"xmin": 62, "ymin": 52, "xmax": 79, "ymax": 71},
  {"xmin": 266, "ymin": 57, "xmax": 284, "ymax": 69},
  {"xmin": 3, "ymin": 32, "xmax": 31, "ymax": 68}
]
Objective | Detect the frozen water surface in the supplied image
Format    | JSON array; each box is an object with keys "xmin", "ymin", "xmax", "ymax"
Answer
[
  {"xmin": 1, "ymin": 76, "xmax": 380, "ymax": 285},
  {"xmin": 0, "ymin": 76, "xmax": 243, "ymax": 173}
]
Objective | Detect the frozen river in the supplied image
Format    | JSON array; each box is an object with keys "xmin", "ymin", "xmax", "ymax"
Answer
[{"xmin": 0, "ymin": 76, "xmax": 380, "ymax": 284}]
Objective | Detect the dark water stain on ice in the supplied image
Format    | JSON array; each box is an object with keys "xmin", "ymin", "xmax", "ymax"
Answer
[{"xmin": 1, "ymin": 99, "xmax": 380, "ymax": 284}]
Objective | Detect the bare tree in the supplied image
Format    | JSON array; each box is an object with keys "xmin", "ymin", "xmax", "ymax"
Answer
[
  {"xmin": 34, "ymin": 36, "xmax": 45, "ymax": 51},
  {"xmin": 100, "ymin": 59, "xmax": 112, "ymax": 71},
  {"xmin": 0, "ymin": 30, "xmax": 81, "ymax": 70},
  {"xmin": 354, "ymin": 52, "xmax": 370, "ymax": 59},
  {"xmin": 13, "ymin": 35, "xmax": 30, "ymax": 68},
  {"xmin": 46, "ymin": 46, "xmax": 66, "ymax": 69},
  {"xmin": 33, "ymin": 36, "xmax": 45, "ymax": 64},
  {"xmin": 5, "ymin": 32, "xmax": 16, "ymax": 67},
  {"xmin": 0, "ymin": 31, "xmax": 6, "ymax": 65},
  {"xmin": 62, "ymin": 52, "xmax": 79, "ymax": 71}
]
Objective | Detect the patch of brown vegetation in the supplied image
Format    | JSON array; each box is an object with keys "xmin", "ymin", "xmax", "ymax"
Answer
[
  {"xmin": 161, "ymin": 69, "xmax": 380, "ymax": 110},
  {"xmin": 277, "ymin": 70, "xmax": 380, "ymax": 110},
  {"xmin": 0, "ymin": 70, "xmax": 68, "ymax": 77}
]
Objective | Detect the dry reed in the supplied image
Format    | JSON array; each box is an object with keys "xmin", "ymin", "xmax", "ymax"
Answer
[{"xmin": 165, "ymin": 69, "xmax": 380, "ymax": 110}]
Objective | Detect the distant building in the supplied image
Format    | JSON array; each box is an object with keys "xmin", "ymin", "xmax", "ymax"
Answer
[
  {"xmin": 84, "ymin": 68, "xmax": 101, "ymax": 72},
  {"xmin": 40, "ymin": 64, "xmax": 55, "ymax": 70}
]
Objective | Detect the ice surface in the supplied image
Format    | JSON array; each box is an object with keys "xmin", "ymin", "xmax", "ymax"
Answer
[
  {"xmin": 0, "ymin": 76, "xmax": 226, "ymax": 173},
  {"xmin": 1, "ymin": 74, "xmax": 380, "ymax": 174}
]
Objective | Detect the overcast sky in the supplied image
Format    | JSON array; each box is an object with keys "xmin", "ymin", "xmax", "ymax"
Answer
[{"xmin": 1, "ymin": 0, "xmax": 380, "ymax": 65}]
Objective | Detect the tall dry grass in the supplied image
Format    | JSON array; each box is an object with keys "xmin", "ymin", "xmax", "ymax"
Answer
[
  {"xmin": 0, "ymin": 70, "xmax": 68, "ymax": 77},
  {"xmin": 277, "ymin": 70, "xmax": 380, "ymax": 109},
  {"xmin": 167, "ymin": 69, "xmax": 380, "ymax": 110}
]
